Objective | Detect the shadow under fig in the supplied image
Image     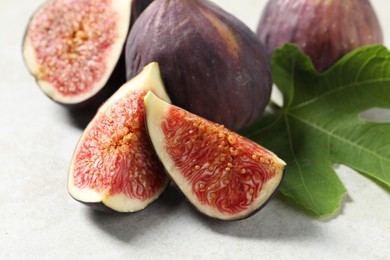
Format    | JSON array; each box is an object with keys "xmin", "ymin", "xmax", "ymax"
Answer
[
  {"xmin": 89, "ymin": 186, "xmax": 327, "ymax": 242},
  {"xmin": 88, "ymin": 184, "xmax": 183, "ymax": 242},
  {"xmin": 196, "ymin": 194, "xmax": 322, "ymax": 240},
  {"xmin": 67, "ymin": 106, "xmax": 99, "ymax": 130}
]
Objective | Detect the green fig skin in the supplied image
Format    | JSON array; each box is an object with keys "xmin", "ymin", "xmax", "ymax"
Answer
[
  {"xmin": 257, "ymin": 0, "xmax": 383, "ymax": 72},
  {"xmin": 125, "ymin": 0, "xmax": 272, "ymax": 131}
]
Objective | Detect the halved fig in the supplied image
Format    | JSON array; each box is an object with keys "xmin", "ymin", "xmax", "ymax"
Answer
[
  {"xmin": 144, "ymin": 92, "xmax": 286, "ymax": 220},
  {"xmin": 22, "ymin": 0, "xmax": 152, "ymax": 107},
  {"xmin": 68, "ymin": 62, "xmax": 171, "ymax": 212}
]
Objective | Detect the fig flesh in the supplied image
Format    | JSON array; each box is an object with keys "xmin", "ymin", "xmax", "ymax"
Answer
[
  {"xmin": 68, "ymin": 63, "xmax": 171, "ymax": 213},
  {"xmin": 23, "ymin": 0, "xmax": 152, "ymax": 107},
  {"xmin": 257, "ymin": 0, "xmax": 383, "ymax": 72},
  {"xmin": 144, "ymin": 92, "xmax": 286, "ymax": 220},
  {"xmin": 126, "ymin": 0, "xmax": 272, "ymax": 131}
]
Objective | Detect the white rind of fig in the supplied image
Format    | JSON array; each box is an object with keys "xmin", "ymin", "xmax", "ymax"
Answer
[
  {"xmin": 23, "ymin": 0, "xmax": 132, "ymax": 105},
  {"xmin": 68, "ymin": 62, "xmax": 171, "ymax": 213},
  {"xmin": 144, "ymin": 92, "xmax": 286, "ymax": 220}
]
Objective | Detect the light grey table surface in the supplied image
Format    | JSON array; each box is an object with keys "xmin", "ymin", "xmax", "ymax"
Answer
[{"xmin": 1, "ymin": 0, "xmax": 390, "ymax": 259}]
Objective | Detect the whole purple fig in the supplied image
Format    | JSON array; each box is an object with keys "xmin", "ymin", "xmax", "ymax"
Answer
[
  {"xmin": 257, "ymin": 0, "xmax": 383, "ymax": 72},
  {"xmin": 126, "ymin": 0, "xmax": 272, "ymax": 131}
]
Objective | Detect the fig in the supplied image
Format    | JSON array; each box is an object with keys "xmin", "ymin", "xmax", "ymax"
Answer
[
  {"xmin": 144, "ymin": 92, "xmax": 286, "ymax": 220},
  {"xmin": 126, "ymin": 0, "xmax": 272, "ymax": 131},
  {"xmin": 23, "ymin": 0, "xmax": 152, "ymax": 107},
  {"xmin": 68, "ymin": 62, "xmax": 171, "ymax": 213},
  {"xmin": 257, "ymin": 0, "xmax": 383, "ymax": 72}
]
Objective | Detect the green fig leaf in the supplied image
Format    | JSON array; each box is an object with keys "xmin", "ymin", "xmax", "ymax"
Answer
[{"xmin": 242, "ymin": 44, "xmax": 390, "ymax": 216}]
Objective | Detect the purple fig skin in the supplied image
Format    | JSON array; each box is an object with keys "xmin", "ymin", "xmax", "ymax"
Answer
[
  {"xmin": 131, "ymin": 0, "xmax": 154, "ymax": 25},
  {"xmin": 125, "ymin": 0, "xmax": 272, "ymax": 131},
  {"xmin": 257, "ymin": 0, "xmax": 383, "ymax": 72}
]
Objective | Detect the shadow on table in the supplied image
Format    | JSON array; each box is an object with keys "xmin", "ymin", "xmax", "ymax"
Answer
[
  {"xmin": 195, "ymin": 194, "xmax": 327, "ymax": 240},
  {"xmin": 89, "ymin": 190, "xmax": 327, "ymax": 242},
  {"xmin": 87, "ymin": 184, "xmax": 184, "ymax": 243},
  {"xmin": 66, "ymin": 106, "xmax": 99, "ymax": 130}
]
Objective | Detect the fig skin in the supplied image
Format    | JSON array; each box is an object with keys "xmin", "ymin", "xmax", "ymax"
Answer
[
  {"xmin": 257, "ymin": 0, "xmax": 383, "ymax": 72},
  {"xmin": 144, "ymin": 92, "xmax": 287, "ymax": 221},
  {"xmin": 131, "ymin": 0, "xmax": 154, "ymax": 25},
  {"xmin": 126, "ymin": 0, "xmax": 272, "ymax": 131},
  {"xmin": 22, "ymin": 0, "xmax": 153, "ymax": 109}
]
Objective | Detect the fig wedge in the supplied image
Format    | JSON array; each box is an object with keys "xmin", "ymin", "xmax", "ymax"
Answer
[
  {"xmin": 68, "ymin": 63, "xmax": 170, "ymax": 212},
  {"xmin": 144, "ymin": 92, "xmax": 286, "ymax": 220}
]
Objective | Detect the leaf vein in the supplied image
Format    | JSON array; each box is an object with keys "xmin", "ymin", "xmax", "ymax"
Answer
[
  {"xmin": 354, "ymin": 48, "xmax": 383, "ymax": 82},
  {"xmin": 288, "ymin": 113, "xmax": 390, "ymax": 164},
  {"xmin": 290, "ymin": 78, "xmax": 390, "ymax": 110},
  {"xmin": 284, "ymin": 114, "xmax": 320, "ymax": 212}
]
